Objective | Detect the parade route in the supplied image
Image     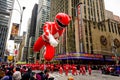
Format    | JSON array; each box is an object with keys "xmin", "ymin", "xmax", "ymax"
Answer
[{"xmin": 48, "ymin": 70, "xmax": 120, "ymax": 80}]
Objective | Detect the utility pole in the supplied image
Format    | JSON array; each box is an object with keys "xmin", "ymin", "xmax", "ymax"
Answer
[{"xmin": 9, "ymin": 0, "xmax": 26, "ymax": 66}]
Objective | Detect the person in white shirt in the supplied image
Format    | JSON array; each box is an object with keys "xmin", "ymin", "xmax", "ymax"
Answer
[{"xmin": 13, "ymin": 67, "xmax": 21, "ymax": 80}]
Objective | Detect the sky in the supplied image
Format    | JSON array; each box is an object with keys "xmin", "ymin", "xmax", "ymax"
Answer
[
  {"xmin": 104, "ymin": 0, "xmax": 120, "ymax": 17},
  {"xmin": 7, "ymin": 0, "xmax": 120, "ymax": 53},
  {"xmin": 7, "ymin": 0, "xmax": 39, "ymax": 53},
  {"xmin": 9, "ymin": 0, "xmax": 39, "ymax": 36}
]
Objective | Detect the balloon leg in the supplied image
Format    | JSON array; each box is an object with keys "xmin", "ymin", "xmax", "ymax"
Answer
[
  {"xmin": 33, "ymin": 36, "xmax": 45, "ymax": 52},
  {"xmin": 44, "ymin": 44, "xmax": 55, "ymax": 61}
]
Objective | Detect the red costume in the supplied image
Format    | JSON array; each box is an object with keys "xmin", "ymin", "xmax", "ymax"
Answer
[
  {"xmin": 59, "ymin": 66, "xmax": 63, "ymax": 74},
  {"xmin": 79, "ymin": 66, "xmax": 83, "ymax": 75},
  {"xmin": 72, "ymin": 65, "xmax": 77, "ymax": 75},
  {"xmin": 88, "ymin": 65, "xmax": 92, "ymax": 75},
  {"xmin": 33, "ymin": 13, "xmax": 71, "ymax": 61},
  {"xmin": 82, "ymin": 66, "xmax": 86, "ymax": 75}
]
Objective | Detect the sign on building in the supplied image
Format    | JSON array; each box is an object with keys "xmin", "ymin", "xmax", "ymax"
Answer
[{"xmin": 9, "ymin": 23, "xmax": 19, "ymax": 40}]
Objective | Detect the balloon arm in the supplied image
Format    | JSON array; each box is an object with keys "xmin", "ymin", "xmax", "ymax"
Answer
[
  {"xmin": 48, "ymin": 34, "xmax": 58, "ymax": 47},
  {"xmin": 43, "ymin": 23, "xmax": 51, "ymax": 36},
  {"xmin": 43, "ymin": 23, "xmax": 58, "ymax": 47}
]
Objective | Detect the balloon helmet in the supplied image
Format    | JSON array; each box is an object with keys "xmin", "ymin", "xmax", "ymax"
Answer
[{"xmin": 55, "ymin": 13, "xmax": 71, "ymax": 28}]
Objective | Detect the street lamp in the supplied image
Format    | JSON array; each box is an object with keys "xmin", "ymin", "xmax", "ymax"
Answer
[{"xmin": 8, "ymin": 6, "xmax": 25, "ymax": 65}]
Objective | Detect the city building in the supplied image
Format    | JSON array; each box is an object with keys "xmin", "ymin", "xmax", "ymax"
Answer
[
  {"xmin": 50, "ymin": 0, "xmax": 120, "ymax": 65},
  {"xmin": 34, "ymin": 0, "xmax": 51, "ymax": 62},
  {"xmin": 0, "ymin": 0, "xmax": 15, "ymax": 61},
  {"xmin": 23, "ymin": 18, "xmax": 31, "ymax": 63},
  {"xmin": 17, "ymin": 32, "xmax": 26, "ymax": 61},
  {"xmin": 25, "ymin": 4, "xmax": 38, "ymax": 63},
  {"xmin": 35, "ymin": 0, "xmax": 51, "ymax": 39},
  {"xmin": 15, "ymin": 4, "xmax": 38, "ymax": 63}
]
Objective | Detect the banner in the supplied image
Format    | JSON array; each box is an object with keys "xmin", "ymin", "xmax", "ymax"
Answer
[{"xmin": 9, "ymin": 23, "xmax": 19, "ymax": 40}]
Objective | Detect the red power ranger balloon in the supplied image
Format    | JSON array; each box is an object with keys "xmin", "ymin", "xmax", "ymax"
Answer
[{"xmin": 33, "ymin": 13, "xmax": 71, "ymax": 61}]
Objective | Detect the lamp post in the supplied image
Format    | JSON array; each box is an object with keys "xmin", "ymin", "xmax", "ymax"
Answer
[
  {"xmin": 9, "ymin": 6, "xmax": 26, "ymax": 36},
  {"xmin": 76, "ymin": 2, "xmax": 84, "ymax": 53},
  {"xmin": 9, "ymin": 6, "xmax": 25, "ymax": 65},
  {"xmin": 19, "ymin": 7, "xmax": 26, "ymax": 35}
]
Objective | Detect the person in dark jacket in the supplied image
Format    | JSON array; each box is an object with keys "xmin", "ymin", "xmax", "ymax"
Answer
[
  {"xmin": 21, "ymin": 67, "xmax": 32, "ymax": 80},
  {"xmin": 1, "ymin": 70, "xmax": 12, "ymax": 80}
]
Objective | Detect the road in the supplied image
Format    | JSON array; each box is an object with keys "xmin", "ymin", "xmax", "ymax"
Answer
[{"xmin": 48, "ymin": 70, "xmax": 120, "ymax": 80}]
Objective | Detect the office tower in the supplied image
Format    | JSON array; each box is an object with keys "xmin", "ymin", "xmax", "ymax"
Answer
[
  {"xmin": 34, "ymin": 0, "xmax": 51, "ymax": 61},
  {"xmin": 35, "ymin": 0, "xmax": 51, "ymax": 39},
  {"xmin": 0, "ymin": 0, "xmax": 14, "ymax": 59},
  {"xmin": 25, "ymin": 4, "xmax": 38, "ymax": 63}
]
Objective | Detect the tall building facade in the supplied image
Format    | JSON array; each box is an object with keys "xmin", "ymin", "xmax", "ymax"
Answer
[
  {"xmin": 25, "ymin": 4, "xmax": 38, "ymax": 63},
  {"xmin": 35, "ymin": 0, "xmax": 51, "ymax": 39},
  {"xmin": 0, "ymin": 0, "xmax": 14, "ymax": 58},
  {"xmin": 34, "ymin": 0, "xmax": 51, "ymax": 61},
  {"xmin": 17, "ymin": 32, "xmax": 26, "ymax": 61},
  {"xmin": 50, "ymin": 0, "xmax": 120, "ymax": 64}
]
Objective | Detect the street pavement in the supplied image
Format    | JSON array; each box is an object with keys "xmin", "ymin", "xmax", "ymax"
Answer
[{"xmin": 48, "ymin": 70, "xmax": 120, "ymax": 80}]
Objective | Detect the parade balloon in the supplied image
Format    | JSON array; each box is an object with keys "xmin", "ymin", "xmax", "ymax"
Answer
[{"xmin": 33, "ymin": 13, "xmax": 71, "ymax": 61}]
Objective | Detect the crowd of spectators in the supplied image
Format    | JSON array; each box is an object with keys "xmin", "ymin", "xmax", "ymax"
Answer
[
  {"xmin": 0, "ymin": 62, "xmax": 119, "ymax": 80},
  {"xmin": 0, "ymin": 63, "xmax": 52, "ymax": 80}
]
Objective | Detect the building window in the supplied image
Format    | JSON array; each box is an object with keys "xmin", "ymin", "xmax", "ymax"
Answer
[
  {"xmin": 114, "ymin": 23, "xmax": 117, "ymax": 34},
  {"xmin": 111, "ymin": 22, "xmax": 114, "ymax": 33},
  {"xmin": 85, "ymin": 24, "xmax": 88, "ymax": 36},
  {"xmin": 108, "ymin": 20, "xmax": 111, "ymax": 32},
  {"xmin": 104, "ymin": 24, "xmax": 106, "ymax": 31},
  {"xmin": 118, "ymin": 25, "xmax": 120, "ymax": 35},
  {"xmin": 86, "ymin": 43, "xmax": 89, "ymax": 53},
  {"xmin": 84, "ymin": 5, "xmax": 87, "ymax": 19},
  {"xmin": 86, "ymin": 36, "xmax": 88, "ymax": 43}
]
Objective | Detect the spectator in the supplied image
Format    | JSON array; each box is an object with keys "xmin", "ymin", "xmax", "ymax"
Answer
[
  {"xmin": 0, "ymin": 68, "xmax": 5, "ymax": 79},
  {"xmin": 30, "ymin": 72, "xmax": 37, "ymax": 80},
  {"xmin": 59, "ymin": 66, "xmax": 63, "ymax": 74},
  {"xmin": 1, "ymin": 70, "xmax": 12, "ymax": 80},
  {"xmin": 21, "ymin": 67, "xmax": 32, "ymax": 80},
  {"xmin": 36, "ymin": 73, "xmax": 41, "ymax": 80},
  {"xmin": 44, "ymin": 69, "xmax": 49, "ymax": 80},
  {"xmin": 13, "ymin": 67, "xmax": 21, "ymax": 80},
  {"xmin": 38, "ymin": 71, "xmax": 45, "ymax": 80}
]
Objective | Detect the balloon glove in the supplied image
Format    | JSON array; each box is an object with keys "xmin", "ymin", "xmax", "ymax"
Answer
[{"xmin": 48, "ymin": 34, "xmax": 58, "ymax": 47}]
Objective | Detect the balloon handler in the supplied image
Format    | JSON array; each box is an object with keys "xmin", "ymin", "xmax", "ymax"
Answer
[{"xmin": 33, "ymin": 13, "xmax": 71, "ymax": 61}]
